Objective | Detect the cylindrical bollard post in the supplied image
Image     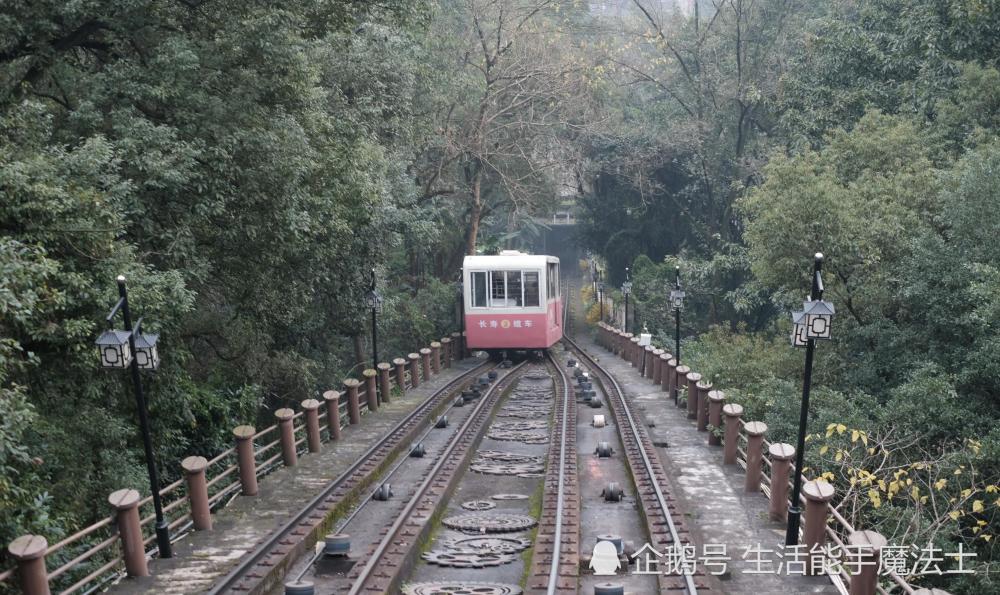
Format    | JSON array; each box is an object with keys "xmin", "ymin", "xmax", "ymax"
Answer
[
  {"xmin": 377, "ymin": 363, "xmax": 392, "ymax": 405},
  {"xmin": 275, "ymin": 408, "xmax": 297, "ymax": 467},
  {"xmin": 707, "ymin": 390, "xmax": 725, "ymax": 445},
  {"xmin": 722, "ymin": 403, "xmax": 744, "ymax": 465},
  {"xmin": 322, "ymin": 391, "xmax": 342, "ymax": 441},
  {"xmin": 675, "ymin": 365, "xmax": 690, "ymax": 408},
  {"xmin": 696, "ymin": 380, "xmax": 712, "ymax": 431},
  {"xmin": 442, "ymin": 337, "xmax": 452, "ymax": 368},
  {"xmin": 430, "ymin": 341, "xmax": 441, "ymax": 374},
  {"xmin": 7, "ymin": 535, "xmax": 50, "ymax": 595},
  {"xmin": 363, "ymin": 369, "xmax": 378, "ymax": 412},
  {"xmin": 450, "ymin": 331, "xmax": 462, "ymax": 359},
  {"xmin": 803, "ymin": 480, "xmax": 836, "ymax": 574},
  {"xmin": 666, "ymin": 358, "xmax": 677, "ymax": 398},
  {"xmin": 651, "ymin": 349, "xmax": 664, "ymax": 384},
  {"xmin": 768, "ymin": 443, "xmax": 795, "ymax": 522},
  {"xmin": 631, "ymin": 338, "xmax": 641, "ymax": 368},
  {"xmin": 407, "ymin": 353, "xmax": 421, "ymax": 388},
  {"xmin": 685, "ymin": 372, "xmax": 702, "ymax": 419},
  {"xmin": 744, "ymin": 421, "xmax": 767, "ymax": 492},
  {"xmin": 420, "ymin": 348, "xmax": 432, "ymax": 380},
  {"xmin": 302, "ymin": 399, "xmax": 321, "ymax": 453},
  {"xmin": 644, "ymin": 346, "xmax": 655, "ymax": 378},
  {"xmin": 108, "ymin": 489, "xmax": 148, "ymax": 577},
  {"xmin": 658, "ymin": 354, "xmax": 671, "ymax": 392},
  {"xmin": 182, "ymin": 456, "xmax": 212, "ymax": 531},
  {"xmin": 848, "ymin": 531, "xmax": 887, "ymax": 595},
  {"xmin": 233, "ymin": 425, "xmax": 258, "ymax": 495},
  {"xmin": 620, "ymin": 333, "xmax": 631, "ymax": 359},
  {"xmin": 343, "ymin": 378, "xmax": 361, "ymax": 424},
  {"xmin": 393, "ymin": 358, "xmax": 407, "ymax": 390}
]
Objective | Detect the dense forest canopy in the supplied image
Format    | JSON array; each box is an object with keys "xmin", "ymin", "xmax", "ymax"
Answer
[{"xmin": 2, "ymin": 1, "xmax": 1000, "ymax": 593}]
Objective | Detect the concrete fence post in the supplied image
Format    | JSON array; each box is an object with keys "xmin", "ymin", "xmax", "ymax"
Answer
[
  {"xmin": 7, "ymin": 535, "xmax": 50, "ymax": 595},
  {"xmin": 643, "ymin": 346, "xmax": 655, "ymax": 378},
  {"xmin": 665, "ymin": 358, "xmax": 677, "ymax": 400},
  {"xmin": 233, "ymin": 425, "xmax": 258, "ymax": 495},
  {"xmin": 675, "ymin": 365, "xmax": 690, "ymax": 408},
  {"xmin": 430, "ymin": 342, "xmax": 441, "ymax": 374},
  {"xmin": 651, "ymin": 349, "xmax": 664, "ymax": 384},
  {"xmin": 441, "ymin": 338, "xmax": 452, "ymax": 368},
  {"xmin": 722, "ymin": 404, "xmax": 744, "ymax": 465},
  {"xmin": 657, "ymin": 354, "xmax": 670, "ymax": 391},
  {"xmin": 181, "ymin": 456, "xmax": 212, "ymax": 531},
  {"xmin": 450, "ymin": 331, "xmax": 463, "ymax": 360},
  {"xmin": 275, "ymin": 408, "xmax": 297, "ymax": 467},
  {"xmin": 393, "ymin": 358, "xmax": 407, "ymax": 390},
  {"xmin": 696, "ymin": 380, "xmax": 712, "ymax": 431},
  {"xmin": 768, "ymin": 443, "xmax": 795, "ymax": 522},
  {"xmin": 343, "ymin": 379, "xmax": 362, "ymax": 424},
  {"xmin": 707, "ymin": 390, "xmax": 725, "ymax": 445},
  {"xmin": 108, "ymin": 489, "xmax": 148, "ymax": 577},
  {"xmin": 420, "ymin": 347, "xmax": 432, "ymax": 380},
  {"xmin": 322, "ymin": 391, "xmax": 341, "ymax": 441},
  {"xmin": 620, "ymin": 333, "xmax": 631, "ymax": 360},
  {"xmin": 363, "ymin": 369, "xmax": 378, "ymax": 412},
  {"xmin": 407, "ymin": 353, "xmax": 421, "ymax": 388},
  {"xmin": 803, "ymin": 480, "xmax": 836, "ymax": 575},
  {"xmin": 847, "ymin": 530, "xmax": 887, "ymax": 595},
  {"xmin": 377, "ymin": 363, "xmax": 392, "ymax": 405},
  {"xmin": 685, "ymin": 372, "xmax": 702, "ymax": 419},
  {"xmin": 302, "ymin": 399, "xmax": 321, "ymax": 453},
  {"xmin": 744, "ymin": 421, "xmax": 767, "ymax": 492}
]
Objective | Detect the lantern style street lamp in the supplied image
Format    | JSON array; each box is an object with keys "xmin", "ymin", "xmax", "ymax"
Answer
[
  {"xmin": 622, "ymin": 267, "xmax": 632, "ymax": 334},
  {"xmin": 95, "ymin": 275, "xmax": 172, "ymax": 558},
  {"xmin": 786, "ymin": 253, "xmax": 835, "ymax": 546},
  {"xmin": 597, "ymin": 278, "xmax": 605, "ymax": 323},
  {"xmin": 367, "ymin": 268, "xmax": 382, "ymax": 369}
]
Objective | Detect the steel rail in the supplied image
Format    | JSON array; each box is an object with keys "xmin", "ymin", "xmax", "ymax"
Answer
[
  {"xmin": 346, "ymin": 360, "xmax": 528, "ymax": 595},
  {"xmin": 544, "ymin": 350, "xmax": 571, "ymax": 595},
  {"xmin": 206, "ymin": 357, "xmax": 495, "ymax": 595},
  {"xmin": 563, "ymin": 334, "xmax": 699, "ymax": 595}
]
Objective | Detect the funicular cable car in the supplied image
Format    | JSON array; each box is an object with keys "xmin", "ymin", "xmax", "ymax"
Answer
[{"xmin": 463, "ymin": 251, "xmax": 563, "ymax": 353}]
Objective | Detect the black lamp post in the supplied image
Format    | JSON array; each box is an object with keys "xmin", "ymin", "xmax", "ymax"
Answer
[
  {"xmin": 669, "ymin": 266, "xmax": 685, "ymax": 405},
  {"xmin": 94, "ymin": 276, "xmax": 172, "ymax": 558},
  {"xmin": 597, "ymin": 277, "xmax": 605, "ymax": 323},
  {"xmin": 591, "ymin": 261, "xmax": 598, "ymax": 303},
  {"xmin": 367, "ymin": 268, "xmax": 382, "ymax": 369},
  {"xmin": 785, "ymin": 253, "xmax": 835, "ymax": 546},
  {"xmin": 622, "ymin": 267, "xmax": 631, "ymax": 334}
]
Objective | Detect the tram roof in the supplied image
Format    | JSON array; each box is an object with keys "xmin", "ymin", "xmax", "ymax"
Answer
[{"xmin": 463, "ymin": 252, "xmax": 558, "ymax": 270}]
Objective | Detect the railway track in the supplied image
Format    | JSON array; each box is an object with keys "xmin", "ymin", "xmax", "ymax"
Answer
[
  {"xmin": 206, "ymin": 358, "xmax": 496, "ymax": 595},
  {"xmin": 562, "ymin": 333, "xmax": 702, "ymax": 594}
]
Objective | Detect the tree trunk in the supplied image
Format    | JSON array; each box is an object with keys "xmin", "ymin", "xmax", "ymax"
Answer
[
  {"xmin": 352, "ymin": 334, "xmax": 365, "ymax": 371},
  {"xmin": 465, "ymin": 170, "xmax": 483, "ymax": 255}
]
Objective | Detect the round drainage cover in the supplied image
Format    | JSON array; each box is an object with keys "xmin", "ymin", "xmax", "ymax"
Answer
[
  {"xmin": 421, "ymin": 550, "xmax": 518, "ymax": 568},
  {"xmin": 403, "ymin": 582, "xmax": 523, "ymax": 595},
  {"xmin": 491, "ymin": 493, "xmax": 529, "ymax": 501},
  {"xmin": 442, "ymin": 535, "xmax": 532, "ymax": 554},
  {"xmin": 461, "ymin": 500, "xmax": 497, "ymax": 511},
  {"xmin": 442, "ymin": 513, "xmax": 538, "ymax": 533}
]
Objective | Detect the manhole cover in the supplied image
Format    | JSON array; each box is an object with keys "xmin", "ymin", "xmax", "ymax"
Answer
[
  {"xmin": 491, "ymin": 493, "xmax": 529, "ymax": 501},
  {"xmin": 442, "ymin": 513, "xmax": 538, "ymax": 533},
  {"xmin": 421, "ymin": 550, "xmax": 518, "ymax": 568},
  {"xmin": 461, "ymin": 500, "xmax": 497, "ymax": 511},
  {"xmin": 403, "ymin": 582, "xmax": 523, "ymax": 595},
  {"xmin": 441, "ymin": 535, "xmax": 532, "ymax": 554}
]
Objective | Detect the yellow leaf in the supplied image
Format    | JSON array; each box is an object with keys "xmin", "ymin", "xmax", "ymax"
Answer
[
  {"xmin": 851, "ymin": 429, "xmax": 860, "ymax": 443},
  {"xmin": 826, "ymin": 423, "xmax": 837, "ymax": 431},
  {"xmin": 819, "ymin": 445, "xmax": 829, "ymax": 455},
  {"xmin": 911, "ymin": 486, "xmax": 920, "ymax": 500},
  {"xmin": 973, "ymin": 526, "xmax": 981, "ymax": 534},
  {"xmin": 868, "ymin": 489, "xmax": 881, "ymax": 508},
  {"xmin": 962, "ymin": 488, "xmax": 972, "ymax": 498},
  {"xmin": 987, "ymin": 485, "xmax": 998, "ymax": 493},
  {"xmin": 949, "ymin": 510, "xmax": 962, "ymax": 520},
  {"xmin": 983, "ymin": 535, "xmax": 993, "ymax": 542},
  {"xmin": 935, "ymin": 479, "xmax": 948, "ymax": 490},
  {"xmin": 868, "ymin": 447, "xmax": 875, "ymax": 455},
  {"xmin": 978, "ymin": 520, "xmax": 987, "ymax": 526},
  {"xmin": 955, "ymin": 468, "xmax": 963, "ymax": 475},
  {"xmin": 973, "ymin": 500, "xmax": 984, "ymax": 513},
  {"xmin": 836, "ymin": 424, "xmax": 847, "ymax": 434},
  {"xmin": 920, "ymin": 496, "xmax": 928, "ymax": 504},
  {"xmin": 835, "ymin": 450, "xmax": 843, "ymax": 462},
  {"xmin": 860, "ymin": 432, "xmax": 868, "ymax": 447}
]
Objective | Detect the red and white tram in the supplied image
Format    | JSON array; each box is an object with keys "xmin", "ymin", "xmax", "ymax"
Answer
[{"xmin": 462, "ymin": 251, "xmax": 563, "ymax": 351}]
